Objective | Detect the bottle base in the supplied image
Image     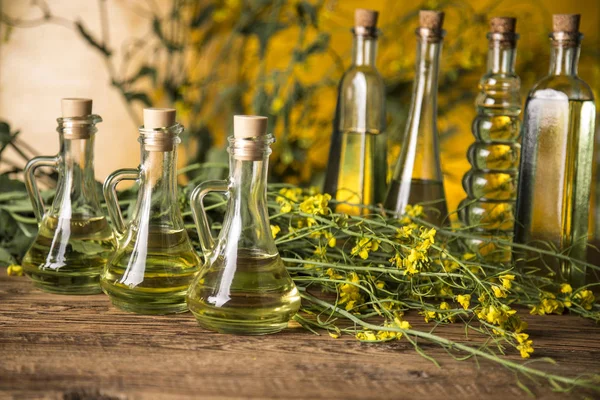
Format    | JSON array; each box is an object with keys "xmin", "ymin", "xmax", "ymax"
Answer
[
  {"xmin": 24, "ymin": 268, "xmax": 102, "ymax": 295},
  {"xmin": 189, "ymin": 309, "xmax": 291, "ymax": 335},
  {"xmin": 101, "ymin": 281, "xmax": 189, "ymax": 315}
]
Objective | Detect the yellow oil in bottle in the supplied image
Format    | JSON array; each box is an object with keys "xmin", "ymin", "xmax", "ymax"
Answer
[
  {"xmin": 326, "ymin": 130, "xmax": 387, "ymax": 216},
  {"xmin": 385, "ymin": 179, "xmax": 448, "ymax": 226},
  {"xmin": 187, "ymin": 249, "xmax": 301, "ymax": 335},
  {"xmin": 22, "ymin": 214, "xmax": 115, "ymax": 294},
  {"xmin": 516, "ymin": 98, "xmax": 595, "ymax": 284},
  {"xmin": 101, "ymin": 227, "xmax": 200, "ymax": 314}
]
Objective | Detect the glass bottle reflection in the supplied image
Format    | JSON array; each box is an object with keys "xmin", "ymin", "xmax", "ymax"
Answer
[
  {"xmin": 385, "ymin": 11, "xmax": 448, "ymax": 225},
  {"xmin": 514, "ymin": 14, "xmax": 596, "ymax": 286},
  {"xmin": 22, "ymin": 98, "xmax": 115, "ymax": 294},
  {"xmin": 187, "ymin": 115, "xmax": 300, "ymax": 335},
  {"xmin": 101, "ymin": 108, "xmax": 201, "ymax": 314},
  {"xmin": 323, "ymin": 8, "xmax": 386, "ymax": 215}
]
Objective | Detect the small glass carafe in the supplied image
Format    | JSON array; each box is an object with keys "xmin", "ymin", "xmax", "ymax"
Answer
[
  {"xmin": 101, "ymin": 108, "xmax": 201, "ymax": 314},
  {"xmin": 187, "ymin": 115, "xmax": 301, "ymax": 335},
  {"xmin": 22, "ymin": 98, "xmax": 115, "ymax": 294}
]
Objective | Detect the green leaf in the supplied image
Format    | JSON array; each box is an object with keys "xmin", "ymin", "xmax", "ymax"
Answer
[
  {"xmin": 152, "ymin": 17, "xmax": 183, "ymax": 52},
  {"xmin": 69, "ymin": 240, "xmax": 109, "ymax": 256},
  {"xmin": 124, "ymin": 65, "xmax": 158, "ymax": 86},
  {"xmin": 0, "ymin": 247, "xmax": 16, "ymax": 267},
  {"xmin": 238, "ymin": 21, "xmax": 287, "ymax": 57},
  {"xmin": 191, "ymin": 5, "xmax": 216, "ymax": 28},
  {"xmin": 75, "ymin": 21, "xmax": 112, "ymax": 57},
  {"xmin": 295, "ymin": 1, "xmax": 318, "ymax": 27},
  {"xmin": 123, "ymin": 91, "xmax": 153, "ymax": 107},
  {"xmin": 0, "ymin": 174, "xmax": 26, "ymax": 194}
]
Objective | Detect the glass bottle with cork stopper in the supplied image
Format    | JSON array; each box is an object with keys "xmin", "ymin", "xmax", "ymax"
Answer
[
  {"xmin": 458, "ymin": 17, "xmax": 522, "ymax": 262},
  {"xmin": 385, "ymin": 11, "xmax": 448, "ymax": 225},
  {"xmin": 101, "ymin": 108, "xmax": 201, "ymax": 314},
  {"xmin": 323, "ymin": 8, "xmax": 387, "ymax": 215},
  {"xmin": 514, "ymin": 14, "xmax": 596, "ymax": 286},
  {"xmin": 22, "ymin": 98, "xmax": 115, "ymax": 294},
  {"xmin": 187, "ymin": 115, "xmax": 301, "ymax": 335}
]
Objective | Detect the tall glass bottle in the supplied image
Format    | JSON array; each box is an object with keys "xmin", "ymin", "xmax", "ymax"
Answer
[
  {"xmin": 323, "ymin": 8, "xmax": 386, "ymax": 215},
  {"xmin": 515, "ymin": 14, "xmax": 596, "ymax": 286},
  {"xmin": 385, "ymin": 11, "xmax": 448, "ymax": 225},
  {"xmin": 458, "ymin": 17, "xmax": 521, "ymax": 262},
  {"xmin": 187, "ymin": 116, "xmax": 300, "ymax": 335},
  {"xmin": 101, "ymin": 108, "xmax": 201, "ymax": 314},
  {"xmin": 22, "ymin": 98, "xmax": 115, "ymax": 294}
]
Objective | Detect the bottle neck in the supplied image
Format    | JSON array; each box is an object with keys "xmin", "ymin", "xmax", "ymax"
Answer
[
  {"xmin": 50, "ymin": 132, "xmax": 101, "ymax": 218},
  {"xmin": 223, "ymin": 136, "xmax": 277, "ymax": 254},
  {"xmin": 487, "ymin": 39, "xmax": 517, "ymax": 74},
  {"xmin": 138, "ymin": 148, "xmax": 179, "ymax": 202},
  {"xmin": 549, "ymin": 39, "xmax": 580, "ymax": 76},
  {"xmin": 352, "ymin": 33, "xmax": 378, "ymax": 67},
  {"xmin": 59, "ymin": 135, "xmax": 96, "ymax": 183},
  {"xmin": 410, "ymin": 31, "xmax": 443, "ymax": 136}
]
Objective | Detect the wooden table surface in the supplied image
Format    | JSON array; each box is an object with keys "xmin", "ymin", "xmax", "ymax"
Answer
[{"xmin": 1, "ymin": 271, "xmax": 599, "ymax": 400}]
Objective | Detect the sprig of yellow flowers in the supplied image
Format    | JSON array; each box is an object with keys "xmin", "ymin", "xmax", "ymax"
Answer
[{"xmin": 268, "ymin": 185, "xmax": 600, "ymax": 394}]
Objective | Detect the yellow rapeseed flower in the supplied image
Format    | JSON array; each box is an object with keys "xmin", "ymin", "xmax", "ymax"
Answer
[
  {"xmin": 492, "ymin": 285, "xmax": 507, "ymax": 299},
  {"xmin": 325, "ymin": 268, "xmax": 342, "ymax": 280},
  {"xmin": 340, "ymin": 272, "xmax": 364, "ymax": 310},
  {"xmin": 314, "ymin": 246, "xmax": 327, "ymax": 257},
  {"xmin": 420, "ymin": 228, "xmax": 436, "ymax": 244},
  {"xmin": 351, "ymin": 237, "xmax": 380, "ymax": 260},
  {"xmin": 395, "ymin": 225, "xmax": 414, "ymax": 239},
  {"xmin": 270, "ymin": 224, "xmax": 281, "ymax": 239},
  {"xmin": 456, "ymin": 294, "xmax": 471, "ymax": 310},
  {"xmin": 403, "ymin": 249, "xmax": 424, "ymax": 275},
  {"xmin": 406, "ymin": 204, "xmax": 424, "ymax": 218},
  {"xmin": 574, "ymin": 289, "xmax": 595, "ymax": 310},
  {"xmin": 499, "ymin": 274, "xmax": 515, "ymax": 290},
  {"xmin": 560, "ymin": 283, "xmax": 573, "ymax": 294},
  {"xmin": 7, "ymin": 264, "xmax": 23, "ymax": 276},
  {"xmin": 515, "ymin": 333, "xmax": 534, "ymax": 359},
  {"xmin": 324, "ymin": 231, "xmax": 336, "ymax": 248},
  {"xmin": 421, "ymin": 310, "xmax": 437, "ymax": 323},
  {"xmin": 356, "ymin": 330, "xmax": 377, "ymax": 341}
]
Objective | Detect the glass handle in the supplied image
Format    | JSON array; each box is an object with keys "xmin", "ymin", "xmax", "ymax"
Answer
[
  {"xmin": 190, "ymin": 179, "xmax": 230, "ymax": 254},
  {"xmin": 103, "ymin": 168, "xmax": 139, "ymax": 236},
  {"xmin": 24, "ymin": 155, "xmax": 59, "ymax": 223}
]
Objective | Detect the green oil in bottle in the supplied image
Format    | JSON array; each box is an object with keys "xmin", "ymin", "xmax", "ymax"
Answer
[
  {"xmin": 101, "ymin": 227, "xmax": 200, "ymax": 314},
  {"xmin": 187, "ymin": 250, "xmax": 301, "ymax": 335},
  {"xmin": 22, "ymin": 214, "xmax": 115, "ymax": 294}
]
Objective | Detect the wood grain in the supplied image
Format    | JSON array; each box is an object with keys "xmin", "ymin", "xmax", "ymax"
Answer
[{"xmin": 1, "ymin": 270, "xmax": 599, "ymax": 400}]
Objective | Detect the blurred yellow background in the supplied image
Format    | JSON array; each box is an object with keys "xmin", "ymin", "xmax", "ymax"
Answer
[{"xmin": 0, "ymin": 0, "xmax": 598, "ymax": 214}]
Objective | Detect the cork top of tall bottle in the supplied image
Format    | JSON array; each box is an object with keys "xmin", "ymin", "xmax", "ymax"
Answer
[
  {"xmin": 551, "ymin": 14, "xmax": 581, "ymax": 47},
  {"xmin": 354, "ymin": 9, "xmax": 379, "ymax": 37},
  {"xmin": 418, "ymin": 10, "xmax": 445, "ymax": 41},
  {"xmin": 489, "ymin": 17, "xmax": 518, "ymax": 48}
]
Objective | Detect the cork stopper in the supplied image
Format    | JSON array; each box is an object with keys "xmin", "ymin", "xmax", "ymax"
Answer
[
  {"xmin": 490, "ymin": 17, "xmax": 516, "ymax": 33},
  {"xmin": 234, "ymin": 115, "xmax": 267, "ymax": 138},
  {"xmin": 419, "ymin": 10, "xmax": 444, "ymax": 31},
  {"xmin": 61, "ymin": 98, "xmax": 92, "ymax": 118},
  {"xmin": 143, "ymin": 108, "xmax": 176, "ymax": 129},
  {"xmin": 355, "ymin": 9, "xmax": 379, "ymax": 28},
  {"xmin": 553, "ymin": 14, "xmax": 580, "ymax": 33}
]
